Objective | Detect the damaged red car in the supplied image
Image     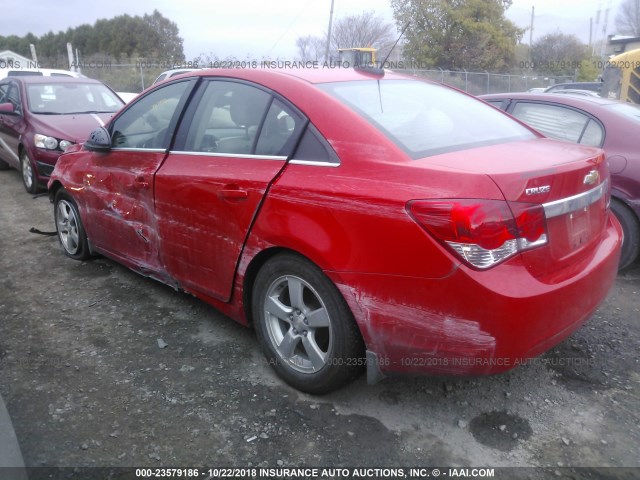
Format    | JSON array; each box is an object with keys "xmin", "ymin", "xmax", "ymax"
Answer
[{"xmin": 48, "ymin": 69, "xmax": 622, "ymax": 394}]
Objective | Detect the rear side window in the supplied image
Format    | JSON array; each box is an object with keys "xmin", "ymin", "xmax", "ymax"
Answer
[
  {"xmin": 319, "ymin": 80, "xmax": 534, "ymax": 158},
  {"xmin": 182, "ymin": 81, "xmax": 271, "ymax": 155},
  {"xmin": 180, "ymin": 80, "xmax": 305, "ymax": 157},
  {"xmin": 292, "ymin": 124, "xmax": 339, "ymax": 164},
  {"xmin": 511, "ymin": 102, "xmax": 604, "ymax": 146}
]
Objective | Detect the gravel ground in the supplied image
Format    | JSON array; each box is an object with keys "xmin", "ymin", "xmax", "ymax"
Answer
[{"xmin": 0, "ymin": 168, "xmax": 639, "ymax": 479}]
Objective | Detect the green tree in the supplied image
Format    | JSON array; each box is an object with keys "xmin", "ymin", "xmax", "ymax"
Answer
[
  {"xmin": 391, "ymin": 0, "xmax": 523, "ymax": 71},
  {"xmin": 531, "ymin": 32, "xmax": 589, "ymax": 77},
  {"xmin": 0, "ymin": 10, "xmax": 184, "ymax": 66},
  {"xmin": 143, "ymin": 10, "xmax": 184, "ymax": 61}
]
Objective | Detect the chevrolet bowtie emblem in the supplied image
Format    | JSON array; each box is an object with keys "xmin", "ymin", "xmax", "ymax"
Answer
[{"xmin": 583, "ymin": 170, "xmax": 599, "ymax": 185}]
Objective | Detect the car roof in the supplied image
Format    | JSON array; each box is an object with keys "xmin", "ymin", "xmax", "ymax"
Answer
[{"xmin": 187, "ymin": 67, "xmax": 410, "ymax": 84}]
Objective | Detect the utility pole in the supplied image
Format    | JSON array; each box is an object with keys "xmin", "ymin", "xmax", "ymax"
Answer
[
  {"xmin": 324, "ymin": 0, "xmax": 335, "ymax": 63},
  {"xmin": 528, "ymin": 6, "xmax": 535, "ymax": 63},
  {"xmin": 529, "ymin": 6, "xmax": 535, "ymax": 46}
]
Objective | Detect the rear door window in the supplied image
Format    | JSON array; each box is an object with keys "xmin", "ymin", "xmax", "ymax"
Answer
[{"xmin": 510, "ymin": 102, "xmax": 604, "ymax": 146}]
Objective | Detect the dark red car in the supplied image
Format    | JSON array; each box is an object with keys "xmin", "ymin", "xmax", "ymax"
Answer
[
  {"xmin": 0, "ymin": 76, "xmax": 123, "ymax": 192},
  {"xmin": 481, "ymin": 92, "xmax": 640, "ymax": 269},
  {"xmin": 48, "ymin": 69, "xmax": 621, "ymax": 393}
]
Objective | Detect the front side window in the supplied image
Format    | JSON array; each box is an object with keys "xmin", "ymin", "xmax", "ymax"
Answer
[
  {"xmin": 0, "ymin": 83, "xmax": 10, "ymax": 104},
  {"xmin": 319, "ymin": 79, "xmax": 534, "ymax": 158},
  {"xmin": 0, "ymin": 83, "xmax": 22, "ymax": 112},
  {"xmin": 111, "ymin": 80, "xmax": 191, "ymax": 149}
]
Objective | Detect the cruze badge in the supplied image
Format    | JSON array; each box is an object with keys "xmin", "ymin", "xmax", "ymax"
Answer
[
  {"xmin": 525, "ymin": 185, "xmax": 551, "ymax": 196},
  {"xmin": 583, "ymin": 170, "xmax": 600, "ymax": 185}
]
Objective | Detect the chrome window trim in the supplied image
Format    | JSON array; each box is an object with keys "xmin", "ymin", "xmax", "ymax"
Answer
[
  {"xmin": 169, "ymin": 150, "xmax": 286, "ymax": 161},
  {"xmin": 288, "ymin": 159, "xmax": 340, "ymax": 168},
  {"xmin": 111, "ymin": 147, "xmax": 166, "ymax": 153},
  {"xmin": 542, "ymin": 180, "xmax": 607, "ymax": 219}
]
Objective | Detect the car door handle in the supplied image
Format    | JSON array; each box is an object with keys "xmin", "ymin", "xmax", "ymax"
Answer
[
  {"xmin": 134, "ymin": 176, "xmax": 149, "ymax": 189},
  {"xmin": 218, "ymin": 188, "xmax": 248, "ymax": 199}
]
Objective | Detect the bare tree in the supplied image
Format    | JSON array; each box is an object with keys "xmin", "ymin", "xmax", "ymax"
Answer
[
  {"xmin": 330, "ymin": 11, "xmax": 397, "ymax": 57},
  {"xmin": 296, "ymin": 35, "xmax": 325, "ymax": 61},
  {"xmin": 295, "ymin": 11, "xmax": 397, "ymax": 62},
  {"xmin": 616, "ymin": 0, "xmax": 640, "ymax": 36}
]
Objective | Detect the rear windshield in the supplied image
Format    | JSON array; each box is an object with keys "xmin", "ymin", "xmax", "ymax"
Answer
[
  {"xmin": 604, "ymin": 102, "xmax": 640, "ymax": 124},
  {"xmin": 318, "ymin": 79, "xmax": 535, "ymax": 158}
]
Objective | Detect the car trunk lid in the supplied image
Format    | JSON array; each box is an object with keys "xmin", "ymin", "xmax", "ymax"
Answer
[{"xmin": 418, "ymin": 139, "xmax": 610, "ymax": 281}]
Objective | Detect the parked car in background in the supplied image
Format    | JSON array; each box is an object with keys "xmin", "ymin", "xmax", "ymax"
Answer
[
  {"xmin": 0, "ymin": 68, "xmax": 85, "ymax": 80},
  {"xmin": 115, "ymin": 91, "xmax": 138, "ymax": 103},
  {"xmin": 544, "ymin": 82, "xmax": 602, "ymax": 94},
  {"xmin": 49, "ymin": 69, "xmax": 621, "ymax": 393},
  {"xmin": 152, "ymin": 68, "xmax": 199, "ymax": 85},
  {"xmin": 548, "ymin": 89, "xmax": 601, "ymax": 98},
  {"xmin": 0, "ymin": 76, "xmax": 124, "ymax": 192},
  {"xmin": 481, "ymin": 92, "xmax": 640, "ymax": 269}
]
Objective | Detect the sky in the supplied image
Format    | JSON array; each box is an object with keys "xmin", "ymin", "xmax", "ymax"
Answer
[{"xmin": 0, "ymin": 0, "xmax": 625, "ymax": 61}]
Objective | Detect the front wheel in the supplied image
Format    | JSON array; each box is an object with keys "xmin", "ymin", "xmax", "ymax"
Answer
[
  {"xmin": 54, "ymin": 189, "xmax": 91, "ymax": 260},
  {"xmin": 252, "ymin": 253, "xmax": 365, "ymax": 394},
  {"xmin": 20, "ymin": 150, "xmax": 41, "ymax": 193},
  {"xmin": 610, "ymin": 198, "xmax": 640, "ymax": 270}
]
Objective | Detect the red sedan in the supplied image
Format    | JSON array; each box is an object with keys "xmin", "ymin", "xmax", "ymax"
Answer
[{"xmin": 48, "ymin": 69, "xmax": 621, "ymax": 393}]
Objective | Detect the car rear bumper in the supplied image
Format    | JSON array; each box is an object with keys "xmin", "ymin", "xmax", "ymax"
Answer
[{"xmin": 328, "ymin": 213, "xmax": 622, "ymax": 378}]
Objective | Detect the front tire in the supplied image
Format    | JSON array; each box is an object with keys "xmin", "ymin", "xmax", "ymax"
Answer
[
  {"xmin": 610, "ymin": 198, "xmax": 640, "ymax": 270},
  {"xmin": 54, "ymin": 189, "xmax": 90, "ymax": 260},
  {"xmin": 252, "ymin": 253, "xmax": 365, "ymax": 394},
  {"xmin": 20, "ymin": 150, "xmax": 41, "ymax": 193}
]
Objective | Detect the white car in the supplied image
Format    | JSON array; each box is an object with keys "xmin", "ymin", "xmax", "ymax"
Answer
[
  {"xmin": 152, "ymin": 68, "xmax": 200, "ymax": 85},
  {"xmin": 115, "ymin": 91, "xmax": 139, "ymax": 103},
  {"xmin": 0, "ymin": 68, "xmax": 86, "ymax": 80}
]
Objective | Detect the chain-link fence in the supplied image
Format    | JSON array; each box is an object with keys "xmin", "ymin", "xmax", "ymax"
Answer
[
  {"xmin": 75, "ymin": 63, "xmax": 577, "ymax": 96},
  {"xmin": 402, "ymin": 69, "xmax": 576, "ymax": 95}
]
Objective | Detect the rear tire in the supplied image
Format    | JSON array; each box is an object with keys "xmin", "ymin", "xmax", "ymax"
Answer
[
  {"xmin": 54, "ymin": 189, "xmax": 91, "ymax": 261},
  {"xmin": 252, "ymin": 253, "xmax": 365, "ymax": 394},
  {"xmin": 610, "ymin": 198, "xmax": 640, "ymax": 270}
]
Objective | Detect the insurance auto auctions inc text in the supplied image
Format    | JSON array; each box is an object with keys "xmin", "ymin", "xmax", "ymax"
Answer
[{"xmin": 200, "ymin": 467, "xmax": 495, "ymax": 478}]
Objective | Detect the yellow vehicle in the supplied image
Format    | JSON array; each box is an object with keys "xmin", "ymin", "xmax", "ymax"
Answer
[
  {"xmin": 337, "ymin": 48, "xmax": 377, "ymax": 68},
  {"xmin": 601, "ymin": 48, "xmax": 640, "ymax": 104}
]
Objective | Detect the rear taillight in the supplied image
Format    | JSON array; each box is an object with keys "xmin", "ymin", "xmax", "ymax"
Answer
[{"xmin": 407, "ymin": 199, "xmax": 548, "ymax": 269}]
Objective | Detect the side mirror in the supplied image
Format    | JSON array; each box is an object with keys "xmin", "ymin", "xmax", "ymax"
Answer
[
  {"xmin": 0, "ymin": 102, "xmax": 16, "ymax": 114},
  {"xmin": 85, "ymin": 127, "xmax": 111, "ymax": 152}
]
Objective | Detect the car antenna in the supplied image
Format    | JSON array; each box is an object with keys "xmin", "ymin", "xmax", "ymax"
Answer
[
  {"xmin": 356, "ymin": 22, "xmax": 409, "ymax": 76},
  {"xmin": 379, "ymin": 22, "xmax": 410, "ymax": 69}
]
